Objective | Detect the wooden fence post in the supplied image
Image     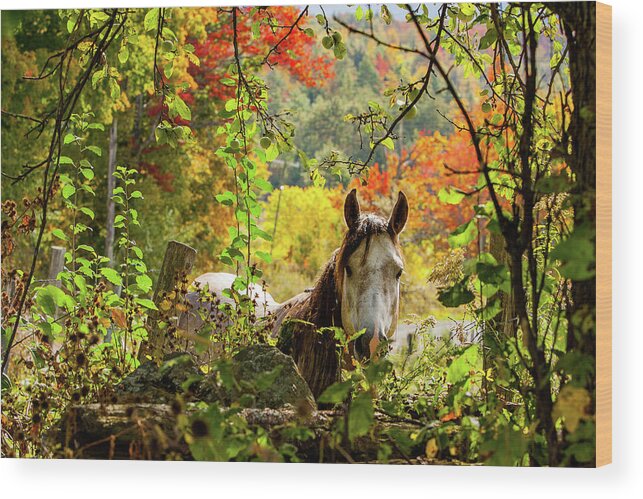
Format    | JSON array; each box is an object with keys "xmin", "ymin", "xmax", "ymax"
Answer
[
  {"xmin": 138, "ymin": 240, "xmax": 196, "ymax": 362},
  {"xmin": 48, "ymin": 246, "xmax": 66, "ymax": 285},
  {"xmin": 47, "ymin": 246, "xmax": 66, "ymax": 320}
]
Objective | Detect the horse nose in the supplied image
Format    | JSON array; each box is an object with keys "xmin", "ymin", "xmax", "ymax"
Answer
[{"xmin": 354, "ymin": 330, "xmax": 388, "ymax": 361}]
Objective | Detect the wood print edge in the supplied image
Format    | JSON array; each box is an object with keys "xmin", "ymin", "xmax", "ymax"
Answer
[{"xmin": 595, "ymin": 0, "xmax": 612, "ymax": 467}]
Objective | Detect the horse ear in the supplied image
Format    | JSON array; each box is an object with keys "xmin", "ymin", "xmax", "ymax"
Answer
[
  {"xmin": 344, "ymin": 188, "xmax": 360, "ymax": 230},
  {"xmin": 389, "ymin": 191, "xmax": 409, "ymax": 235}
]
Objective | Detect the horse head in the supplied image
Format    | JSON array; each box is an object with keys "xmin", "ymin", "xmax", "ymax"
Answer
[{"xmin": 335, "ymin": 189, "xmax": 408, "ymax": 361}]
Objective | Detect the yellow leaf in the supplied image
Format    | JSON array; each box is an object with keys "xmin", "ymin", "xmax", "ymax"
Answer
[{"xmin": 425, "ymin": 438, "xmax": 438, "ymax": 459}]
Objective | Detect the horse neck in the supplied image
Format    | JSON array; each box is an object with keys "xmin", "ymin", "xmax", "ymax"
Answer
[{"xmin": 307, "ymin": 251, "xmax": 342, "ymax": 328}]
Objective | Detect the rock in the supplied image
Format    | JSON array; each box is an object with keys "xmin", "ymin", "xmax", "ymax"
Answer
[
  {"xmin": 115, "ymin": 352, "xmax": 202, "ymax": 403},
  {"xmin": 115, "ymin": 346, "xmax": 316, "ymax": 414},
  {"xmin": 200, "ymin": 344, "xmax": 317, "ymax": 414}
]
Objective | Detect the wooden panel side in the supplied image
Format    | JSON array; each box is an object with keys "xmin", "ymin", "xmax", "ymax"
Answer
[{"xmin": 595, "ymin": 1, "xmax": 612, "ymax": 468}]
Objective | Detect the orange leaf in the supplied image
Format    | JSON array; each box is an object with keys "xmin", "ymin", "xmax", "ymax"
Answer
[{"xmin": 111, "ymin": 308, "xmax": 127, "ymax": 329}]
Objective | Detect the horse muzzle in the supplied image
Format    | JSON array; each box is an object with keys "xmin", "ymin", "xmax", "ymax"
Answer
[{"xmin": 354, "ymin": 330, "xmax": 389, "ymax": 361}]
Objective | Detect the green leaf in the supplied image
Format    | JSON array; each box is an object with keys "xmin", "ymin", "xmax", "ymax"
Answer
[
  {"xmin": 131, "ymin": 246, "xmax": 144, "ymax": 259},
  {"xmin": 556, "ymin": 351, "xmax": 595, "ymax": 387},
  {"xmin": 318, "ymin": 380, "xmax": 353, "ymax": 404},
  {"xmin": 118, "ymin": 44, "xmax": 129, "ymax": 64},
  {"xmin": 36, "ymin": 285, "xmax": 75, "ymax": 315},
  {"xmin": 438, "ymin": 278, "xmax": 475, "ymax": 308},
  {"xmin": 52, "ymin": 228, "xmax": 67, "ymax": 241},
  {"xmin": 448, "ymin": 220, "xmax": 476, "ymax": 247},
  {"xmin": 80, "ymin": 168, "xmax": 94, "ymax": 180},
  {"xmin": 100, "ymin": 267, "xmax": 123, "ymax": 286},
  {"xmin": 136, "ymin": 274, "xmax": 153, "ymax": 293},
  {"xmin": 381, "ymin": 137, "xmax": 395, "ymax": 150},
  {"xmin": 171, "ymin": 94, "xmax": 192, "ymax": 121},
  {"xmin": 79, "ymin": 207, "xmax": 95, "ymax": 220},
  {"xmin": 1, "ymin": 372, "xmax": 11, "ymax": 392},
  {"xmin": 58, "ymin": 155, "xmax": 74, "ymax": 165},
  {"xmin": 438, "ymin": 187, "xmax": 465, "ymax": 205},
  {"xmin": 215, "ymin": 191, "xmax": 236, "ymax": 206},
  {"xmin": 364, "ymin": 359, "xmax": 393, "ymax": 385},
  {"xmin": 550, "ymin": 223, "xmax": 595, "ymax": 280},
  {"xmin": 63, "ymin": 133, "xmax": 76, "ymax": 144},
  {"xmin": 85, "ymin": 145, "xmax": 102, "ymax": 156},
  {"xmin": 479, "ymin": 423, "xmax": 528, "ymax": 466},
  {"xmin": 446, "ymin": 345, "xmax": 481, "ymax": 383},
  {"xmin": 108, "ymin": 78, "xmax": 120, "ymax": 99},
  {"xmin": 135, "ymin": 298, "xmax": 158, "ymax": 310},
  {"xmin": 74, "ymin": 273, "xmax": 88, "ymax": 295},
  {"xmin": 61, "ymin": 184, "xmax": 76, "ymax": 199},
  {"xmin": 348, "ymin": 392, "xmax": 374, "ymax": 440},
  {"xmin": 458, "ymin": 3, "xmax": 476, "ymax": 19},
  {"xmin": 476, "ymin": 260, "xmax": 508, "ymax": 286},
  {"xmin": 164, "ymin": 60, "xmax": 174, "ymax": 79},
  {"xmin": 333, "ymin": 41, "xmax": 347, "ymax": 60},
  {"xmin": 90, "ymin": 11, "xmax": 110, "ymax": 23},
  {"xmin": 264, "ymin": 143, "xmax": 279, "ymax": 162},
  {"xmin": 380, "ymin": 5, "xmax": 392, "ymax": 25},
  {"xmin": 144, "ymin": 9, "xmax": 159, "ymax": 32},
  {"xmin": 479, "ymin": 28, "xmax": 497, "ymax": 50},
  {"xmin": 255, "ymin": 251, "xmax": 273, "ymax": 264},
  {"xmin": 91, "ymin": 69, "xmax": 103, "ymax": 88},
  {"xmin": 254, "ymin": 178, "xmax": 273, "ymax": 192}
]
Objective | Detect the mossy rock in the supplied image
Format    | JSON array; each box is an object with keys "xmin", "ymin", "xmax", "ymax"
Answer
[
  {"xmin": 200, "ymin": 344, "xmax": 316, "ymax": 414},
  {"xmin": 115, "ymin": 352, "xmax": 202, "ymax": 403}
]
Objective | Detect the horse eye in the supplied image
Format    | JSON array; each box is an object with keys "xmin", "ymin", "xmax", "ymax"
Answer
[
  {"xmin": 346, "ymin": 266, "xmax": 352, "ymax": 277},
  {"xmin": 396, "ymin": 269, "xmax": 403, "ymax": 280}
]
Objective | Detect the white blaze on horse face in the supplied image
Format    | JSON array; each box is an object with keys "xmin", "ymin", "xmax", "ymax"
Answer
[{"xmin": 341, "ymin": 233, "xmax": 403, "ymax": 359}]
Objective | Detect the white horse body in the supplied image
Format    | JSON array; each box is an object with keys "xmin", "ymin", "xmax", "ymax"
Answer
[{"xmin": 177, "ymin": 272, "xmax": 280, "ymax": 334}]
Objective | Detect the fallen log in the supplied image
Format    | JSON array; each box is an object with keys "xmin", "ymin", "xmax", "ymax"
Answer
[{"xmin": 59, "ymin": 402, "xmax": 451, "ymax": 463}]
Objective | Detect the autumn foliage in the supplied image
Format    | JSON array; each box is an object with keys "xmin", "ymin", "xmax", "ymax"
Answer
[
  {"xmin": 350, "ymin": 128, "xmax": 489, "ymax": 251},
  {"xmin": 189, "ymin": 7, "xmax": 334, "ymax": 101}
]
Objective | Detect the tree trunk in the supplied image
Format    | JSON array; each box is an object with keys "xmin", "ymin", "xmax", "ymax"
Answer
[
  {"xmin": 553, "ymin": 2, "xmax": 597, "ymax": 364},
  {"xmin": 551, "ymin": 1, "xmax": 598, "ymax": 467}
]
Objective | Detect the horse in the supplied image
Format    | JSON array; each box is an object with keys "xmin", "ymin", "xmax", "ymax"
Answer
[{"xmin": 178, "ymin": 189, "xmax": 408, "ymax": 398}]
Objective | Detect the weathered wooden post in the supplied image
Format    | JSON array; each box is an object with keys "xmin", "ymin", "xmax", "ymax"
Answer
[
  {"xmin": 138, "ymin": 240, "xmax": 196, "ymax": 362},
  {"xmin": 48, "ymin": 246, "xmax": 66, "ymax": 285},
  {"xmin": 46, "ymin": 246, "xmax": 66, "ymax": 320}
]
